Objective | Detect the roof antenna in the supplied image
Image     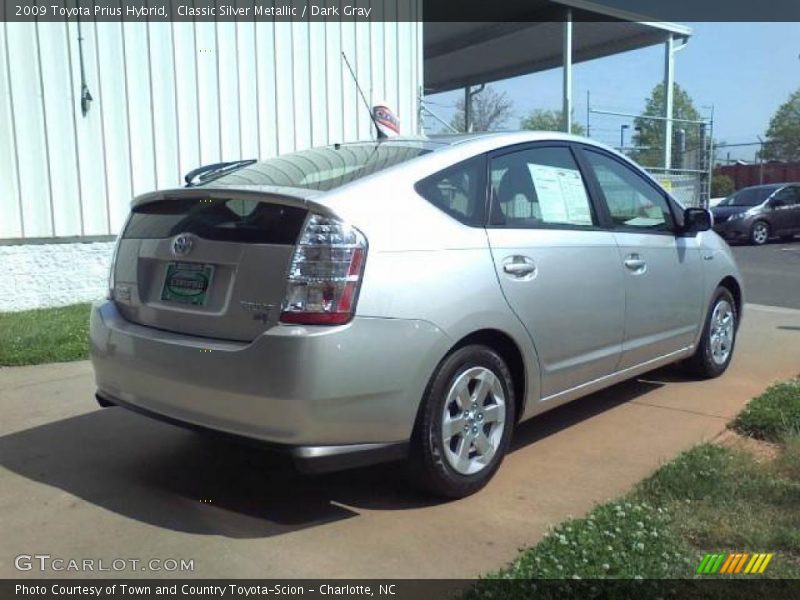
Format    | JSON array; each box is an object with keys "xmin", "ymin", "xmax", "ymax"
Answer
[{"xmin": 341, "ymin": 52, "xmax": 386, "ymax": 140}]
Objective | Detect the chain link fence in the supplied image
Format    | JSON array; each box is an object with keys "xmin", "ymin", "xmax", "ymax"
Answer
[{"xmin": 587, "ymin": 106, "xmax": 713, "ymax": 207}]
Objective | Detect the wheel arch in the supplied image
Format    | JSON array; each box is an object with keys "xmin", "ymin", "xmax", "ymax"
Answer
[
  {"xmin": 719, "ymin": 275, "xmax": 743, "ymax": 326},
  {"xmin": 447, "ymin": 328, "xmax": 528, "ymax": 424}
]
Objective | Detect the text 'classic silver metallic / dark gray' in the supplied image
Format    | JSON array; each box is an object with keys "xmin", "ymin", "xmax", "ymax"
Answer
[{"xmin": 91, "ymin": 132, "xmax": 744, "ymax": 498}]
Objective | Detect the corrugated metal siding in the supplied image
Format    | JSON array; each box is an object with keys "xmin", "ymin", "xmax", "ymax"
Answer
[
  {"xmin": 716, "ymin": 162, "xmax": 800, "ymax": 190},
  {"xmin": 0, "ymin": 15, "xmax": 422, "ymax": 239}
]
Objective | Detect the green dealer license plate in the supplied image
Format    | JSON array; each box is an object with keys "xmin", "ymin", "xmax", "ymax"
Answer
[{"xmin": 161, "ymin": 262, "xmax": 215, "ymax": 306}]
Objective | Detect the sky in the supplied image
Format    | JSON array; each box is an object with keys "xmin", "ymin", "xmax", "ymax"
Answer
[{"xmin": 423, "ymin": 22, "xmax": 800, "ymax": 163}]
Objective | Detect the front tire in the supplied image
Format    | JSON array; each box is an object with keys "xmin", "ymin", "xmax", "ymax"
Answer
[
  {"xmin": 750, "ymin": 220, "xmax": 770, "ymax": 245},
  {"xmin": 685, "ymin": 287, "xmax": 737, "ymax": 379},
  {"xmin": 408, "ymin": 345, "xmax": 515, "ymax": 499}
]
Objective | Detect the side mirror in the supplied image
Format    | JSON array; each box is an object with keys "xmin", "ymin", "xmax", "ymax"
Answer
[
  {"xmin": 683, "ymin": 207, "xmax": 712, "ymax": 233},
  {"xmin": 770, "ymin": 198, "xmax": 785, "ymax": 208}
]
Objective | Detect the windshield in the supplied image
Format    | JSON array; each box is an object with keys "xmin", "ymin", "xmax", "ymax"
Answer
[
  {"xmin": 718, "ymin": 186, "xmax": 778, "ymax": 207},
  {"xmin": 212, "ymin": 142, "xmax": 434, "ymax": 191}
]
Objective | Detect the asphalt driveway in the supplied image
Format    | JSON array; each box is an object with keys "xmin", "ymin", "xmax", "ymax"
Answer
[
  {"xmin": 731, "ymin": 238, "xmax": 800, "ymax": 309},
  {"xmin": 1, "ymin": 304, "xmax": 799, "ymax": 579}
]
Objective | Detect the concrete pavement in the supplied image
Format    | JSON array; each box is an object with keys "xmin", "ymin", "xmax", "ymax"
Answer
[{"xmin": 1, "ymin": 304, "xmax": 798, "ymax": 579}]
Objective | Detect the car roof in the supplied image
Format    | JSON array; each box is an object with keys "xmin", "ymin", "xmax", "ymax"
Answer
[
  {"xmin": 198, "ymin": 132, "xmax": 629, "ymax": 200},
  {"xmin": 738, "ymin": 183, "xmax": 789, "ymax": 191},
  {"xmin": 382, "ymin": 130, "xmax": 615, "ymax": 156},
  {"xmin": 344, "ymin": 130, "xmax": 608, "ymax": 148}
]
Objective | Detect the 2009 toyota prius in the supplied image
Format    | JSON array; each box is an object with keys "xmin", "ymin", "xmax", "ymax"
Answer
[{"xmin": 91, "ymin": 132, "xmax": 743, "ymax": 498}]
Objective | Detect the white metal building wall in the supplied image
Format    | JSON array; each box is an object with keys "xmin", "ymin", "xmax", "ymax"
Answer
[{"xmin": 0, "ymin": 14, "xmax": 423, "ymax": 240}]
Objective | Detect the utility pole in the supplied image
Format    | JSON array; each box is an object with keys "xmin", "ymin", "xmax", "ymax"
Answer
[
  {"xmin": 463, "ymin": 84, "xmax": 484, "ymax": 132},
  {"xmin": 586, "ymin": 90, "xmax": 591, "ymax": 137},
  {"xmin": 663, "ymin": 35, "xmax": 675, "ymax": 170},
  {"xmin": 464, "ymin": 86, "xmax": 472, "ymax": 133},
  {"xmin": 562, "ymin": 9, "xmax": 573, "ymax": 133}
]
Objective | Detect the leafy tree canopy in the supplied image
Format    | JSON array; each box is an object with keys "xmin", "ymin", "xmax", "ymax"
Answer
[
  {"xmin": 631, "ymin": 83, "xmax": 703, "ymax": 169},
  {"xmin": 520, "ymin": 109, "xmax": 586, "ymax": 135},
  {"xmin": 761, "ymin": 89, "xmax": 800, "ymax": 162}
]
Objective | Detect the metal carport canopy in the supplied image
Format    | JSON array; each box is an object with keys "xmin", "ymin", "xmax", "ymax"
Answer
[{"xmin": 423, "ymin": 0, "xmax": 691, "ymax": 94}]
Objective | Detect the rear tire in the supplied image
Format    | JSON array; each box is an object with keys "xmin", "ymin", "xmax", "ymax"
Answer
[
  {"xmin": 407, "ymin": 345, "xmax": 515, "ymax": 499},
  {"xmin": 750, "ymin": 221, "xmax": 770, "ymax": 245},
  {"xmin": 685, "ymin": 287, "xmax": 737, "ymax": 379}
]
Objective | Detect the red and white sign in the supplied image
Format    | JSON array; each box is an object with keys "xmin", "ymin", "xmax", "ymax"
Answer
[{"xmin": 372, "ymin": 104, "xmax": 400, "ymax": 138}]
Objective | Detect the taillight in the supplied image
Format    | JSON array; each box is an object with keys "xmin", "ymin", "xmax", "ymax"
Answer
[
  {"xmin": 107, "ymin": 234, "xmax": 122, "ymax": 300},
  {"xmin": 280, "ymin": 214, "xmax": 367, "ymax": 325}
]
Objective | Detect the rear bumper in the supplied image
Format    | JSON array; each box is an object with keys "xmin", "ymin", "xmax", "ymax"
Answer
[
  {"xmin": 90, "ymin": 301, "xmax": 450, "ymax": 469},
  {"xmin": 95, "ymin": 391, "xmax": 407, "ymax": 473}
]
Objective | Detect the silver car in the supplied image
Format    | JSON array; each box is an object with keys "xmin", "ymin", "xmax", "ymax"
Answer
[{"xmin": 90, "ymin": 132, "xmax": 743, "ymax": 498}]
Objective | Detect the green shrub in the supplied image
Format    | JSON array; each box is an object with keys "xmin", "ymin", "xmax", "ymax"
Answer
[{"xmin": 711, "ymin": 173, "xmax": 735, "ymax": 198}]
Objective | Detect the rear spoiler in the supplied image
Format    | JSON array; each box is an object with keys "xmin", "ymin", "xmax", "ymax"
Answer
[{"xmin": 130, "ymin": 186, "xmax": 339, "ymax": 219}]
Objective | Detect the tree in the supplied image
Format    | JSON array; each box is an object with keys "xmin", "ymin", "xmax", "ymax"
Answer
[
  {"xmin": 520, "ymin": 109, "xmax": 586, "ymax": 135},
  {"xmin": 630, "ymin": 83, "xmax": 703, "ymax": 169},
  {"xmin": 711, "ymin": 173, "xmax": 735, "ymax": 198},
  {"xmin": 760, "ymin": 89, "xmax": 800, "ymax": 162},
  {"xmin": 449, "ymin": 86, "xmax": 513, "ymax": 132}
]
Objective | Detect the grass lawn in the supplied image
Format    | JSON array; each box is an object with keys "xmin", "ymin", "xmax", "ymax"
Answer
[
  {"xmin": 731, "ymin": 380, "xmax": 800, "ymax": 442},
  {"xmin": 470, "ymin": 378, "xmax": 800, "ymax": 590},
  {"xmin": 0, "ymin": 303, "xmax": 91, "ymax": 366}
]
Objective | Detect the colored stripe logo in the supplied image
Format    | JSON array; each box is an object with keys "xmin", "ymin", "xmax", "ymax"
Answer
[{"xmin": 697, "ymin": 552, "xmax": 774, "ymax": 574}]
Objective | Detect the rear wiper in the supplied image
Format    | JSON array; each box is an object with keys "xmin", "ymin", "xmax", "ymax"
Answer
[{"xmin": 184, "ymin": 159, "xmax": 257, "ymax": 187}]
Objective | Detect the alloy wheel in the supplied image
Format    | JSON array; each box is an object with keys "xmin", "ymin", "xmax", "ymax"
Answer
[
  {"xmin": 709, "ymin": 299, "xmax": 735, "ymax": 366},
  {"xmin": 441, "ymin": 366, "xmax": 506, "ymax": 475},
  {"xmin": 752, "ymin": 222, "xmax": 769, "ymax": 245}
]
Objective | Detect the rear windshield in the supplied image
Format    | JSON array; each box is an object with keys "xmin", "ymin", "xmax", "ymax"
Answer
[
  {"xmin": 212, "ymin": 142, "xmax": 433, "ymax": 191},
  {"xmin": 123, "ymin": 198, "xmax": 307, "ymax": 244}
]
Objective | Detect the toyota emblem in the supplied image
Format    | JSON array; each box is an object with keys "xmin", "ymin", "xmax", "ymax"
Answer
[{"xmin": 172, "ymin": 234, "xmax": 193, "ymax": 256}]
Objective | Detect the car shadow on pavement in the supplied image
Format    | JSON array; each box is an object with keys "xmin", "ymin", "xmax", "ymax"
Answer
[
  {"xmin": 509, "ymin": 375, "xmax": 667, "ymax": 451},
  {"xmin": 0, "ymin": 368, "xmax": 679, "ymax": 539}
]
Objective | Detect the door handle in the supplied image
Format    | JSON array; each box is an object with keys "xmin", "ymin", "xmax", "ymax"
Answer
[
  {"xmin": 623, "ymin": 254, "xmax": 647, "ymax": 272},
  {"xmin": 502, "ymin": 256, "xmax": 537, "ymax": 278},
  {"xmin": 504, "ymin": 263, "xmax": 536, "ymax": 275},
  {"xmin": 624, "ymin": 258, "xmax": 646, "ymax": 270}
]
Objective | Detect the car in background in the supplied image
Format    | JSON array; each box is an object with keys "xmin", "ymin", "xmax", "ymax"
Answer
[
  {"xmin": 712, "ymin": 183, "xmax": 800, "ymax": 245},
  {"xmin": 90, "ymin": 132, "xmax": 744, "ymax": 498}
]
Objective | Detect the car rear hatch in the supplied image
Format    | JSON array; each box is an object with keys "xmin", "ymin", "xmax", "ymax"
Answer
[{"xmin": 112, "ymin": 187, "xmax": 324, "ymax": 342}]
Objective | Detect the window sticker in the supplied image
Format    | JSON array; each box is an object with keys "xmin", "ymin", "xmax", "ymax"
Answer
[{"xmin": 527, "ymin": 164, "xmax": 593, "ymax": 226}]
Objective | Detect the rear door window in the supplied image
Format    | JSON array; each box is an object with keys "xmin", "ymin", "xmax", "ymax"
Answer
[{"xmin": 489, "ymin": 146, "xmax": 596, "ymax": 228}]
